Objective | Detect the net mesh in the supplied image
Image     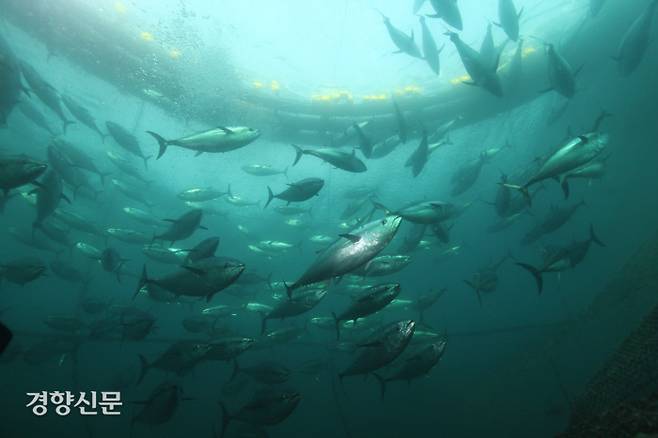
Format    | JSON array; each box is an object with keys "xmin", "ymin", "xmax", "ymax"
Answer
[{"xmin": 561, "ymin": 230, "xmax": 658, "ymax": 436}]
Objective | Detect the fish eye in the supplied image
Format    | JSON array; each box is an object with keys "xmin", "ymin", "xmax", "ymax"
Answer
[{"xmin": 381, "ymin": 219, "xmax": 387, "ymax": 225}]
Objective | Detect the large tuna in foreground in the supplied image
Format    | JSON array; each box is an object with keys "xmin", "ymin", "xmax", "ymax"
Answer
[{"xmin": 286, "ymin": 215, "xmax": 402, "ymax": 294}]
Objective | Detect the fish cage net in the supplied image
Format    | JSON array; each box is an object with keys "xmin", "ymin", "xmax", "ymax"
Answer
[
  {"xmin": 561, "ymin": 289, "xmax": 658, "ymax": 436},
  {"xmin": 557, "ymin": 227, "xmax": 658, "ymax": 437}
]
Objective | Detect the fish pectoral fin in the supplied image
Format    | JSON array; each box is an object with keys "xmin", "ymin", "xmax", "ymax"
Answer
[
  {"xmin": 339, "ymin": 233, "xmax": 361, "ymax": 243},
  {"xmin": 182, "ymin": 266, "xmax": 206, "ymax": 276},
  {"xmin": 358, "ymin": 340, "xmax": 383, "ymax": 348},
  {"xmin": 462, "ymin": 80, "xmax": 477, "ymax": 86},
  {"xmin": 163, "ymin": 219, "xmax": 176, "ymax": 222},
  {"xmin": 577, "ymin": 135, "xmax": 589, "ymax": 144},
  {"xmin": 538, "ymin": 87, "xmax": 553, "ymax": 94},
  {"xmin": 194, "ymin": 151, "xmax": 204, "ymax": 157},
  {"xmin": 218, "ymin": 126, "xmax": 234, "ymax": 134},
  {"xmin": 61, "ymin": 194, "xmax": 72, "ymax": 204}
]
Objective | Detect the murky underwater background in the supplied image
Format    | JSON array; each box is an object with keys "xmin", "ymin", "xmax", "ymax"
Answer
[{"xmin": 1, "ymin": 1, "xmax": 658, "ymax": 437}]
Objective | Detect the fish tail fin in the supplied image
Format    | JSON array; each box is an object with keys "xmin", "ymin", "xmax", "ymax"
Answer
[
  {"xmin": 291, "ymin": 144, "xmax": 304, "ymax": 166},
  {"xmin": 502, "ymin": 183, "xmax": 532, "ymax": 206},
  {"xmin": 463, "ymin": 280, "xmax": 483, "ymax": 307},
  {"xmin": 229, "ymin": 358, "xmax": 239, "ymax": 381},
  {"xmin": 133, "ymin": 264, "xmax": 148, "ymax": 300},
  {"xmin": 373, "ymin": 373, "xmax": 386, "ymax": 399},
  {"xmin": 136, "ymin": 354, "xmax": 149, "ymax": 385},
  {"xmin": 516, "ymin": 263, "xmax": 543, "ymax": 294},
  {"xmin": 146, "ymin": 131, "xmax": 168, "ymax": 159},
  {"xmin": 100, "ymin": 132, "xmax": 110, "ymax": 143},
  {"xmin": 332, "ymin": 312, "xmax": 340, "ymax": 340},
  {"xmin": 143, "ymin": 156, "xmax": 152, "ymax": 170},
  {"xmin": 283, "ymin": 166, "xmax": 289, "ymax": 178},
  {"xmin": 62, "ymin": 120, "xmax": 75, "ymax": 134},
  {"xmin": 589, "ymin": 224, "xmax": 605, "ymax": 247},
  {"xmin": 218, "ymin": 402, "xmax": 232, "ymax": 438},
  {"xmin": 265, "ymin": 186, "xmax": 274, "ymax": 209}
]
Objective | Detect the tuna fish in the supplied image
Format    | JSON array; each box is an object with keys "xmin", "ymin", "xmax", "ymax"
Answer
[
  {"xmin": 419, "ymin": 16, "xmax": 444, "ymax": 75},
  {"xmin": 231, "ymin": 360, "xmax": 291, "ymax": 385},
  {"xmin": 428, "ymin": 0, "xmax": 463, "ymax": 30},
  {"xmin": 61, "ymin": 95, "xmax": 107, "ymax": 141},
  {"xmin": 291, "ymin": 145, "xmax": 366, "ymax": 173},
  {"xmin": 374, "ymin": 340, "xmax": 447, "ymax": 397},
  {"xmin": 241, "ymin": 164, "xmax": 288, "ymax": 177},
  {"xmin": 614, "ymin": 0, "xmax": 658, "ymax": 76},
  {"xmin": 177, "ymin": 187, "xmax": 227, "ymax": 202},
  {"xmin": 137, "ymin": 341, "xmax": 211, "ymax": 384},
  {"xmin": 407, "ymin": 130, "xmax": 429, "ymax": 177},
  {"xmin": 0, "ymin": 257, "xmax": 47, "ymax": 286},
  {"xmin": 17, "ymin": 101, "xmax": 56, "ymax": 135},
  {"xmin": 20, "ymin": 62, "xmax": 75, "ymax": 132},
  {"xmin": 132, "ymin": 383, "xmax": 186, "ymax": 427},
  {"xmin": 154, "ymin": 209, "xmax": 206, "ymax": 245},
  {"xmin": 445, "ymin": 31, "xmax": 503, "ymax": 97},
  {"xmin": 285, "ymin": 215, "xmax": 402, "ymax": 294},
  {"xmin": 135, "ymin": 257, "xmax": 245, "ymax": 302},
  {"xmin": 541, "ymin": 43, "xmax": 580, "ymax": 99},
  {"xmin": 260, "ymin": 287, "xmax": 328, "ymax": 334},
  {"xmin": 106, "ymin": 121, "xmax": 151, "ymax": 169},
  {"xmin": 146, "ymin": 126, "xmax": 260, "ymax": 159},
  {"xmin": 33, "ymin": 170, "xmax": 70, "ymax": 230},
  {"xmin": 338, "ymin": 320, "xmax": 416, "ymax": 381},
  {"xmin": 373, "ymin": 200, "xmax": 458, "ymax": 224},
  {"xmin": 521, "ymin": 201, "xmax": 586, "ymax": 245},
  {"xmin": 219, "ymin": 389, "xmax": 301, "ymax": 438},
  {"xmin": 0, "ymin": 155, "xmax": 47, "ymax": 196},
  {"xmin": 504, "ymin": 120, "xmax": 610, "ymax": 204},
  {"xmin": 377, "ymin": 11, "xmax": 422, "ymax": 58},
  {"xmin": 517, "ymin": 225, "xmax": 604, "ymax": 293},
  {"xmin": 332, "ymin": 283, "xmax": 401, "ymax": 339},
  {"xmin": 497, "ymin": 0, "xmax": 522, "ymax": 41},
  {"xmin": 265, "ymin": 178, "xmax": 325, "ymax": 208}
]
